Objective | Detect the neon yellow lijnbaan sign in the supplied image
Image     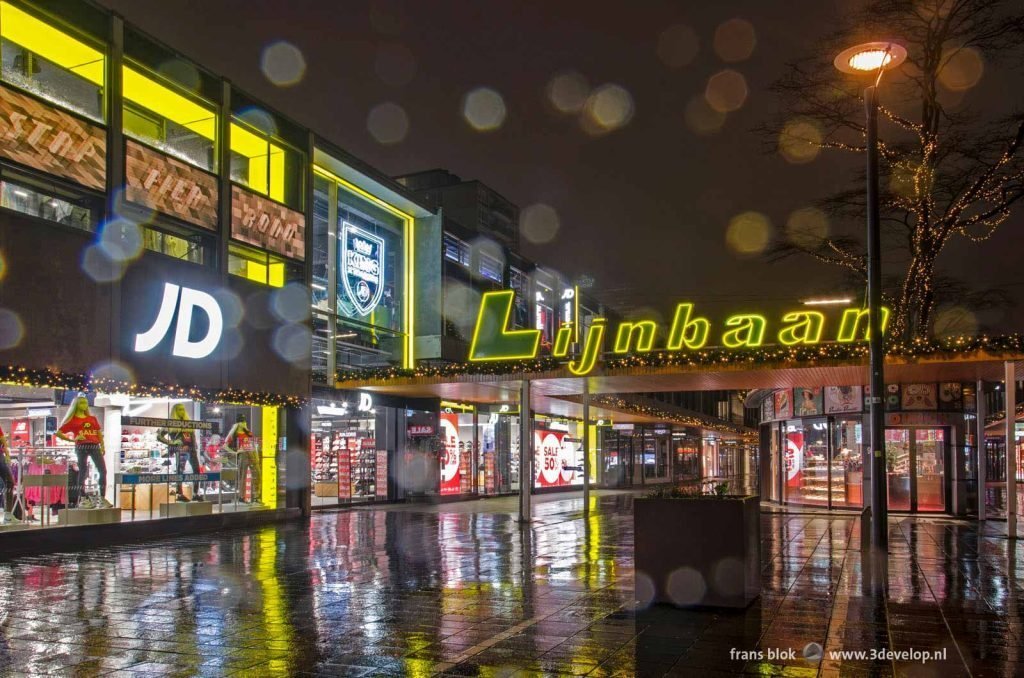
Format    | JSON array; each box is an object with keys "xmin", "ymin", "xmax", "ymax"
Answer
[{"xmin": 468, "ymin": 290, "xmax": 889, "ymax": 376}]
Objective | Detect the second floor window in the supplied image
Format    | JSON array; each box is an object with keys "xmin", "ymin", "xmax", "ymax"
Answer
[{"xmin": 443, "ymin": 233, "xmax": 470, "ymax": 267}]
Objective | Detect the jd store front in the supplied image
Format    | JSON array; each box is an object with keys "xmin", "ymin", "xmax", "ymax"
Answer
[
  {"xmin": 0, "ymin": 238, "xmax": 309, "ymax": 537},
  {"xmin": 759, "ymin": 384, "xmax": 975, "ymax": 515}
]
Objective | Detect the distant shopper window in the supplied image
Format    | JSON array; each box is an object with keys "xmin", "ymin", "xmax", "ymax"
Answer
[
  {"xmin": 0, "ymin": 1, "xmax": 105, "ymax": 121},
  {"xmin": 0, "ymin": 177, "xmax": 98, "ymax": 232},
  {"xmin": 443, "ymin": 233, "xmax": 470, "ymax": 267},
  {"xmin": 142, "ymin": 225, "xmax": 208, "ymax": 265},
  {"xmin": 122, "ymin": 62, "xmax": 217, "ymax": 170},
  {"xmin": 230, "ymin": 119, "xmax": 302, "ymax": 209},
  {"xmin": 478, "ymin": 250, "xmax": 503, "ymax": 283},
  {"xmin": 228, "ymin": 243, "xmax": 299, "ymax": 288}
]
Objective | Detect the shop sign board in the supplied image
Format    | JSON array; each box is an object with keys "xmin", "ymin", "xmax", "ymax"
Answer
[
  {"xmin": 0, "ymin": 83, "xmax": 106, "ymax": 190},
  {"xmin": 469, "ymin": 290, "xmax": 890, "ymax": 376},
  {"xmin": 340, "ymin": 222, "xmax": 386, "ymax": 316},
  {"xmin": 122, "ymin": 416, "xmax": 217, "ymax": 432},
  {"xmin": 11, "ymin": 419, "xmax": 30, "ymax": 447},
  {"xmin": 125, "ymin": 140, "xmax": 218, "ymax": 230},
  {"xmin": 439, "ymin": 412, "xmax": 461, "ymax": 495},
  {"xmin": 825, "ymin": 386, "xmax": 862, "ymax": 414},
  {"xmin": 133, "ymin": 282, "xmax": 223, "ymax": 360},
  {"xmin": 407, "ymin": 425, "xmax": 434, "ymax": 436},
  {"xmin": 120, "ymin": 472, "xmax": 221, "ymax": 485},
  {"xmin": 230, "ymin": 185, "xmax": 305, "ymax": 260}
]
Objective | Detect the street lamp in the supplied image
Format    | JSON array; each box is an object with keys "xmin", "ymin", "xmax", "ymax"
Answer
[{"xmin": 834, "ymin": 41, "xmax": 906, "ymax": 553}]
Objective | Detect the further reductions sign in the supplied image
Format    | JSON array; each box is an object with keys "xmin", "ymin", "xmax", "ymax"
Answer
[
  {"xmin": 340, "ymin": 222, "xmax": 385, "ymax": 317},
  {"xmin": 439, "ymin": 413, "xmax": 462, "ymax": 495},
  {"xmin": 785, "ymin": 429, "xmax": 804, "ymax": 488},
  {"xmin": 534, "ymin": 429, "xmax": 584, "ymax": 488}
]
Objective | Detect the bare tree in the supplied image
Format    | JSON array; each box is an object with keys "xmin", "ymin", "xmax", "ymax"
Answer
[{"xmin": 762, "ymin": 0, "xmax": 1024, "ymax": 341}]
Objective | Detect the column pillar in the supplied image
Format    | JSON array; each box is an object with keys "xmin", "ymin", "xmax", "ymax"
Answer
[
  {"xmin": 518, "ymin": 380, "xmax": 532, "ymax": 522},
  {"xmin": 582, "ymin": 378, "xmax": 590, "ymax": 509},
  {"xmin": 1006, "ymin": 362, "xmax": 1017, "ymax": 539},
  {"xmin": 977, "ymin": 380, "xmax": 986, "ymax": 520}
]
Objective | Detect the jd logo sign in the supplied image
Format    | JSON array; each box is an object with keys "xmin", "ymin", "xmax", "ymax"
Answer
[
  {"xmin": 341, "ymin": 222, "xmax": 385, "ymax": 316},
  {"xmin": 134, "ymin": 283, "xmax": 224, "ymax": 360}
]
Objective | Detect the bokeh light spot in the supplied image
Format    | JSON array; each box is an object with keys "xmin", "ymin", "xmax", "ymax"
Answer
[
  {"xmin": 547, "ymin": 70, "xmax": 590, "ymax": 114},
  {"xmin": 260, "ymin": 41, "xmax": 306, "ymax": 87},
  {"xmin": 212, "ymin": 289, "xmax": 244, "ymax": 329},
  {"xmin": 713, "ymin": 18, "xmax": 756, "ymax": 63},
  {"xmin": 0, "ymin": 308, "xmax": 24, "ymax": 349},
  {"xmin": 726, "ymin": 211, "xmax": 772, "ymax": 255},
  {"xmin": 633, "ymin": 571, "xmax": 656, "ymax": 609},
  {"xmin": 367, "ymin": 102, "xmax": 410, "ymax": 144},
  {"xmin": 273, "ymin": 324, "xmax": 312, "ymax": 366},
  {"xmin": 583, "ymin": 83, "xmax": 634, "ymax": 133},
  {"xmin": 98, "ymin": 218, "xmax": 144, "ymax": 263},
  {"xmin": 684, "ymin": 95, "xmax": 726, "ymax": 135},
  {"xmin": 712, "ymin": 557, "xmax": 744, "ymax": 597},
  {"xmin": 81, "ymin": 244, "xmax": 124, "ymax": 283},
  {"xmin": 0, "ymin": 251, "xmax": 6, "ymax": 282},
  {"xmin": 785, "ymin": 207, "xmax": 829, "ymax": 249},
  {"xmin": 235, "ymin": 107, "xmax": 277, "ymax": 136},
  {"xmin": 90, "ymin": 360, "xmax": 134, "ymax": 384},
  {"xmin": 778, "ymin": 118, "xmax": 823, "ymax": 164},
  {"xmin": 933, "ymin": 306, "xmax": 978, "ymax": 338},
  {"xmin": 157, "ymin": 59, "xmax": 201, "ymax": 92},
  {"xmin": 705, "ymin": 69, "xmax": 748, "ymax": 113},
  {"xmin": 520, "ymin": 204, "xmax": 560, "ymax": 245},
  {"xmin": 667, "ymin": 567, "xmax": 706, "ymax": 606},
  {"xmin": 656, "ymin": 24, "xmax": 699, "ymax": 69},
  {"xmin": 375, "ymin": 43, "xmax": 417, "ymax": 87},
  {"xmin": 938, "ymin": 47, "xmax": 984, "ymax": 91},
  {"xmin": 462, "ymin": 87, "xmax": 507, "ymax": 132},
  {"xmin": 271, "ymin": 283, "xmax": 312, "ymax": 323}
]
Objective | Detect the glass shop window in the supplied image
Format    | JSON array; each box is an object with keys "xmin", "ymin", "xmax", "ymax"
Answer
[
  {"xmin": 230, "ymin": 118, "xmax": 302, "ymax": 209},
  {"xmin": 478, "ymin": 250, "xmax": 503, "ymax": 283},
  {"xmin": 0, "ymin": 174, "xmax": 99, "ymax": 232},
  {"xmin": 122, "ymin": 61, "xmax": 217, "ymax": 170},
  {"xmin": 311, "ymin": 174, "xmax": 330, "ymax": 310},
  {"xmin": 0, "ymin": 1, "xmax": 105, "ymax": 121},
  {"xmin": 443, "ymin": 233, "xmax": 470, "ymax": 267},
  {"xmin": 142, "ymin": 224, "xmax": 209, "ymax": 265},
  {"xmin": 228, "ymin": 243, "xmax": 300, "ymax": 288}
]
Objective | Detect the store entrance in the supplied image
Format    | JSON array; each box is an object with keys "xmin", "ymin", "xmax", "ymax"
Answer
[{"xmin": 884, "ymin": 427, "xmax": 948, "ymax": 512}]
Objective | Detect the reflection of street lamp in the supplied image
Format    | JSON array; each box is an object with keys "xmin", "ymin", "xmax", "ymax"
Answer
[{"xmin": 834, "ymin": 42, "xmax": 907, "ymax": 553}]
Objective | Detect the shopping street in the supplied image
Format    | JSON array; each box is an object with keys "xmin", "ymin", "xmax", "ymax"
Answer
[{"xmin": 1, "ymin": 491, "xmax": 1021, "ymax": 677}]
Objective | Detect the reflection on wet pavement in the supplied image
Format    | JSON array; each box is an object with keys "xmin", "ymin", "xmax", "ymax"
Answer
[{"xmin": 1, "ymin": 492, "xmax": 1022, "ymax": 676}]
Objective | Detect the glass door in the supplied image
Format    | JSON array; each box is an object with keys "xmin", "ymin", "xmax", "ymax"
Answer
[{"xmin": 885, "ymin": 427, "xmax": 947, "ymax": 512}]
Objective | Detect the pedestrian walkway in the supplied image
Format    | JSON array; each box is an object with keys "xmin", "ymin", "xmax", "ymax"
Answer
[{"xmin": 0, "ymin": 493, "xmax": 1021, "ymax": 676}]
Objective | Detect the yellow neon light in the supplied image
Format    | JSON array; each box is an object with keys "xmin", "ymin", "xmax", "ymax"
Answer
[
  {"xmin": 721, "ymin": 314, "xmax": 767, "ymax": 348},
  {"xmin": 552, "ymin": 323, "xmax": 573, "ymax": 357},
  {"xmin": 440, "ymin": 400, "xmax": 475, "ymax": 412},
  {"xmin": 0, "ymin": 2, "xmax": 104, "ymax": 86},
  {"xmin": 778, "ymin": 311, "xmax": 825, "ymax": 345},
  {"xmin": 268, "ymin": 262, "xmax": 285, "ymax": 288},
  {"xmin": 568, "ymin": 319, "xmax": 605, "ymax": 376},
  {"xmin": 122, "ymin": 66, "xmax": 216, "ymax": 140},
  {"xmin": 837, "ymin": 306, "xmax": 891, "ymax": 342},
  {"xmin": 666, "ymin": 302, "xmax": 710, "ymax": 350},
  {"xmin": 468, "ymin": 290, "xmax": 541, "ymax": 362},
  {"xmin": 260, "ymin": 406, "xmax": 278, "ymax": 509},
  {"xmin": 613, "ymin": 320, "xmax": 657, "ymax": 354},
  {"xmin": 315, "ymin": 166, "xmax": 416, "ymax": 368}
]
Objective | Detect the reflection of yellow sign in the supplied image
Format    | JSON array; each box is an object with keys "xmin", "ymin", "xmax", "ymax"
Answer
[{"xmin": 469, "ymin": 290, "xmax": 889, "ymax": 376}]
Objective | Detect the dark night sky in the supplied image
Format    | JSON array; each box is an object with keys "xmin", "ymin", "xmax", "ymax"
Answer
[{"xmin": 96, "ymin": 0, "xmax": 1024, "ymax": 332}]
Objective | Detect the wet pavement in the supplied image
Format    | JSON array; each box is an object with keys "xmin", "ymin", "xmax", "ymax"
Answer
[{"xmin": 1, "ymin": 491, "xmax": 1022, "ymax": 677}]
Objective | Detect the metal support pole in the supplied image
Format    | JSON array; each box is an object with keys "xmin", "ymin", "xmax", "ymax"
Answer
[
  {"xmin": 865, "ymin": 85, "xmax": 888, "ymax": 552},
  {"xmin": 582, "ymin": 379, "xmax": 590, "ymax": 510},
  {"xmin": 1006, "ymin": 362, "xmax": 1017, "ymax": 539},
  {"xmin": 977, "ymin": 380, "xmax": 986, "ymax": 520},
  {"xmin": 518, "ymin": 380, "xmax": 532, "ymax": 523}
]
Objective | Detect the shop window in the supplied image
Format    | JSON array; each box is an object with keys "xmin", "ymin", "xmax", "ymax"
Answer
[
  {"xmin": 142, "ymin": 224, "xmax": 209, "ymax": 265},
  {"xmin": 310, "ymin": 175, "xmax": 330, "ymax": 310},
  {"xmin": 0, "ymin": 1, "xmax": 105, "ymax": 122},
  {"xmin": 228, "ymin": 243, "xmax": 300, "ymax": 288},
  {"xmin": 334, "ymin": 318, "xmax": 403, "ymax": 371},
  {"xmin": 0, "ymin": 174, "xmax": 99, "ymax": 232},
  {"xmin": 230, "ymin": 118, "xmax": 302, "ymax": 209},
  {"xmin": 443, "ymin": 233, "xmax": 470, "ymax": 267},
  {"xmin": 831, "ymin": 418, "xmax": 863, "ymax": 508},
  {"xmin": 478, "ymin": 250, "xmax": 503, "ymax": 283},
  {"xmin": 312, "ymin": 313, "xmax": 331, "ymax": 384},
  {"xmin": 122, "ymin": 62, "xmax": 217, "ymax": 170},
  {"xmin": 782, "ymin": 418, "xmax": 830, "ymax": 506}
]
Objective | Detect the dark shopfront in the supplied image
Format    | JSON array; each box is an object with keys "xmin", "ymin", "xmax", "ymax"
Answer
[{"xmin": 758, "ymin": 385, "xmax": 977, "ymax": 515}]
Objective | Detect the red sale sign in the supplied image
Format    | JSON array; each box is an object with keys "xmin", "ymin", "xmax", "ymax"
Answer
[
  {"xmin": 534, "ymin": 429, "xmax": 583, "ymax": 488},
  {"xmin": 785, "ymin": 431, "xmax": 804, "ymax": 487},
  {"xmin": 439, "ymin": 413, "xmax": 462, "ymax": 495}
]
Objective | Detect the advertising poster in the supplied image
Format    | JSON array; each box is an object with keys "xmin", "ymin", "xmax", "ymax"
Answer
[
  {"xmin": 439, "ymin": 413, "xmax": 462, "ymax": 495},
  {"xmin": 375, "ymin": 450, "xmax": 388, "ymax": 499},
  {"xmin": 825, "ymin": 386, "xmax": 862, "ymax": 414},
  {"xmin": 774, "ymin": 390, "xmax": 793, "ymax": 419},
  {"xmin": 337, "ymin": 442, "xmax": 351, "ymax": 500},
  {"xmin": 11, "ymin": 419, "xmax": 30, "ymax": 448},
  {"xmin": 534, "ymin": 429, "xmax": 584, "ymax": 488},
  {"xmin": 785, "ymin": 429, "xmax": 804, "ymax": 488},
  {"xmin": 484, "ymin": 452, "xmax": 496, "ymax": 494},
  {"xmin": 761, "ymin": 396, "xmax": 775, "ymax": 421},
  {"xmin": 794, "ymin": 387, "xmax": 823, "ymax": 416},
  {"xmin": 902, "ymin": 383, "xmax": 937, "ymax": 410},
  {"xmin": 938, "ymin": 382, "xmax": 963, "ymax": 411}
]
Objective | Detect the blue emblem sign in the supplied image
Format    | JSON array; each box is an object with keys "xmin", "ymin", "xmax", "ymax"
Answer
[{"xmin": 341, "ymin": 222, "xmax": 385, "ymax": 316}]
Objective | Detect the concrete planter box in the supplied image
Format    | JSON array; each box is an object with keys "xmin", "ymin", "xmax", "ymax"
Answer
[{"xmin": 634, "ymin": 495, "xmax": 760, "ymax": 608}]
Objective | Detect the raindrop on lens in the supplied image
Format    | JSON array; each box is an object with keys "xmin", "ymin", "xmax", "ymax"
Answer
[
  {"xmin": 271, "ymin": 283, "xmax": 312, "ymax": 323},
  {"xmin": 633, "ymin": 570, "xmax": 656, "ymax": 608},
  {"xmin": 273, "ymin": 324, "xmax": 312, "ymax": 365},
  {"xmin": 656, "ymin": 24, "xmax": 699, "ymax": 69},
  {"xmin": 81, "ymin": 244, "xmax": 124, "ymax": 283},
  {"xmin": 726, "ymin": 211, "xmax": 772, "ymax": 255},
  {"xmin": 547, "ymin": 70, "xmax": 590, "ymax": 114},
  {"xmin": 260, "ymin": 41, "xmax": 307, "ymax": 87},
  {"xmin": 938, "ymin": 47, "xmax": 984, "ymax": 91},
  {"xmin": 462, "ymin": 87, "xmax": 507, "ymax": 132},
  {"xmin": 667, "ymin": 567, "xmax": 706, "ymax": 606},
  {"xmin": 684, "ymin": 95, "xmax": 726, "ymax": 135},
  {"xmin": 713, "ymin": 18, "xmax": 756, "ymax": 63},
  {"xmin": 778, "ymin": 118, "xmax": 822, "ymax": 164},
  {"xmin": 583, "ymin": 84, "xmax": 634, "ymax": 132},
  {"xmin": 785, "ymin": 207, "xmax": 829, "ymax": 249},
  {"xmin": 367, "ymin": 102, "xmax": 410, "ymax": 144},
  {"xmin": 90, "ymin": 360, "xmax": 134, "ymax": 384},
  {"xmin": 374, "ymin": 43, "xmax": 417, "ymax": 87},
  {"xmin": 520, "ymin": 204, "xmax": 560, "ymax": 244},
  {"xmin": 0, "ymin": 309, "xmax": 24, "ymax": 349},
  {"xmin": 705, "ymin": 69, "xmax": 748, "ymax": 113}
]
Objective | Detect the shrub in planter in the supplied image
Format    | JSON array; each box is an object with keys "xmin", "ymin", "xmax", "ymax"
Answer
[{"xmin": 633, "ymin": 484, "xmax": 760, "ymax": 609}]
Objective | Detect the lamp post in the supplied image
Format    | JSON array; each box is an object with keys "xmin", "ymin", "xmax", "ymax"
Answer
[{"xmin": 834, "ymin": 42, "xmax": 907, "ymax": 553}]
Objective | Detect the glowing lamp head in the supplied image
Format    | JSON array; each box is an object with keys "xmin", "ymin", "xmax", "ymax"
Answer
[{"xmin": 834, "ymin": 42, "xmax": 907, "ymax": 75}]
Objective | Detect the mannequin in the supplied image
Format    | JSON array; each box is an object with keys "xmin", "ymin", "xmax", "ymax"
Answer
[
  {"xmin": 56, "ymin": 396, "xmax": 110, "ymax": 508},
  {"xmin": 0, "ymin": 424, "xmax": 18, "ymax": 523},
  {"xmin": 224, "ymin": 414, "xmax": 259, "ymax": 504},
  {"xmin": 157, "ymin": 403, "xmax": 202, "ymax": 502}
]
